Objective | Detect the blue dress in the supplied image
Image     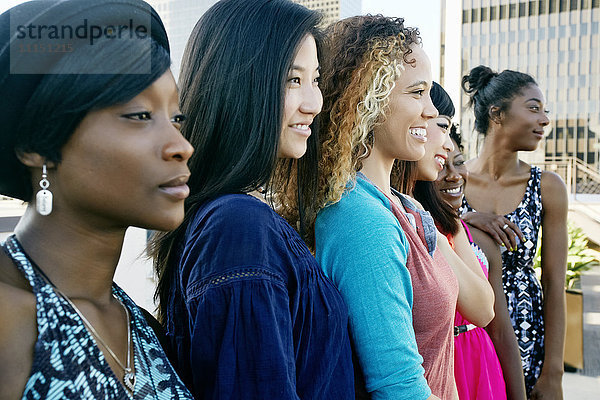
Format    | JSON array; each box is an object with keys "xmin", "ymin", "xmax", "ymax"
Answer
[
  {"xmin": 462, "ymin": 167, "xmax": 544, "ymax": 395},
  {"xmin": 165, "ymin": 194, "xmax": 354, "ymax": 399},
  {"xmin": 2, "ymin": 235, "xmax": 193, "ymax": 400}
]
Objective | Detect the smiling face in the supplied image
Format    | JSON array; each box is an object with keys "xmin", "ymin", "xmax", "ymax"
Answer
[
  {"xmin": 416, "ymin": 115, "xmax": 454, "ymax": 181},
  {"xmin": 52, "ymin": 70, "xmax": 194, "ymax": 231},
  {"xmin": 433, "ymin": 138, "xmax": 467, "ymax": 210},
  {"xmin": 497, "ymin": 84, "xmax": 550, "ymax": 151},
  {"xmin": 278, "ymin": 34, "xmax": 322, "ymax": 159},
  {"xmin": 371, "ymin": 45, "xmax": 438, "ymax": 163}
]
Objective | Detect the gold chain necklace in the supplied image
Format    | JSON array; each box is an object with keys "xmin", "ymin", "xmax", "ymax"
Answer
[
  {"xmin": 27, "ymin": 257, "xmax": 136, "ymax": 394},
  {"xmin": 54, "ymin": 287, "xmax": 136, "ymax": 393}
]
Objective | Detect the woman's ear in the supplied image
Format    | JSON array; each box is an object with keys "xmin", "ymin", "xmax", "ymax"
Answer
[
  {"xmin": 16, "ymin": 151, "xmax": 56, "ymax": 169},
  {"xmin": 488, "ymin": 105, "xmax": 503, "ymax": 125}
]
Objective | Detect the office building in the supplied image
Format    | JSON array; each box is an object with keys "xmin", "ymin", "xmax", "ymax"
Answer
[
  {"xmin": 149, "ymin": 0, "xmax": 362, "ymax": 77},
  {"xmin": 293, "ymin": 0, "xmax": 362, "ymax": 25},
  {"xmin": 451, "ymin": 0, "xmax": 600, "ymax": 168},
  {"xmin": 147, "ymin": 0, "xmax": 219, "ymax": 79}
]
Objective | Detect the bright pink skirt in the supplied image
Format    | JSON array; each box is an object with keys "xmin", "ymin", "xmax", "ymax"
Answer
[{"xmin": 454, "ymin": 314, "xmax": 507, "ymax": 400}]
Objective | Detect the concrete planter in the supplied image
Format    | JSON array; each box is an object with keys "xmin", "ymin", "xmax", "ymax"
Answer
[{"xmin": 564, "ymin": 288, "xmax": 583, "ymax": 370}]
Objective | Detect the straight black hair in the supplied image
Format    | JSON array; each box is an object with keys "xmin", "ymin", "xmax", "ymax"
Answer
[
  {"xmin": 413, "ymin": 123, "xmax": 462, "ymax": 236},
  {"xmin": 0, "ymin": 0, "xmax": 171, "ymax": 200},
  {"xmin": 430, "ymin": 81, "xmax": 454, "ymax": 118},
  {"xmin": 8, "ymin": 38, "xmax": 170, "ymax": 201},
  {"xmin": 413, "ymin": 180, "xmax": 459, "ymax": 235},
  {"xmin": 151, "ymin": 0, "xmax": 322, "ymax": 322}
]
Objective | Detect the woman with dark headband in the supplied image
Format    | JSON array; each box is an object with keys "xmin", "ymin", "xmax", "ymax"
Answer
[{"xmin": 0, "ymin": 1, "xmax": 194, "ymax": 398}]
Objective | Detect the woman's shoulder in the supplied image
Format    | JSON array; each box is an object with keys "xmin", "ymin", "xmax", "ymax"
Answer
[
  {"xmin": 188, "ymin": 193, "xmax": 280, "ymax": 234},
  {"xmin": 319, "ymin": 177, "xmax": 394, "ymax": 222},
  {"xmin": 195, "ymin": 193, "xmax": 275, "ymax": 220},
  {"xmin": 0, "ymin": 252, "xmax": 36, "ymax": 398},
  {"xmin": 316, "ymin": 178, "xmax": 407, "ymax": 250},
  {"xmin": 182, "ymin": 194, "xmax": 295, "ymax": 279},
  {"xmin": 539, "ymin": 169, "xmax": 568, "ymax": 210},
  {"xmin": 539, "ymin": 169, "xmax": 567, "ymax": 189}
]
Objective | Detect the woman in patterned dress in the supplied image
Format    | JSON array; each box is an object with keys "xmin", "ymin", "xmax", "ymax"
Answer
[
  {"xmin": 461, "ymin": 65, "xmax": 568, "ymax": 399},
  {"xmin": 0, "ymin": 1, "xmax": 195, "ymax": 398}
]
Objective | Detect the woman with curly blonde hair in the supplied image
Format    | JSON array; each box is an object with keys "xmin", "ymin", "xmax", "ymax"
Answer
[{"xmin": 312, "ymin": 16, "xmax": 494, "ymax": 400}]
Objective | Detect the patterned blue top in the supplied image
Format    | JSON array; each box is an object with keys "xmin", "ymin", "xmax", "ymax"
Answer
[
  {"xmin": 165, "ymin": 194, "xmax": 354, "ymax": 399},
  {"xmin": 462, "ymin": 166, "xmax": 544, "ymax": 395},
  {"xmin": 2, "ymin": 235, "xmax": 193, "ymax": 400}
]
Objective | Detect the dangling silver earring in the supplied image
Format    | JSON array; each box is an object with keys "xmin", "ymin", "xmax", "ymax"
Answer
[{"xmin": 36, "ymin": 164, "xmax": 53, "ymax": 216}]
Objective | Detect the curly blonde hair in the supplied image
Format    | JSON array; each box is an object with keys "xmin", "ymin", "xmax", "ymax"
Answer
[{"xmin": 304, "ymin": 16, "xmax": 420, "ymax": 235}]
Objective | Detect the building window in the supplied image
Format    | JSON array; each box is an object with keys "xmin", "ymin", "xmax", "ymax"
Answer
[
  {"xmin": 570, "ymin": 0, "xmax": 579, "ymax": 9},
  {"xmin": 570, "ymin": 24, "xmax": 577, "ymax": 35},
  {"xmin": 472, "ymin": 8, "xmax": 480, "ymax": 23},
  {"xmin": 463, "ymin": 9, "xmax": 469, "ymax": 24},
  {"xmin": 560, "ymin": 0, "xmax": 568, "ymax": 11},
  {"xmin": 510, "ymin": 3, "xmax": 517, "ymax": 17},
  {"xmin": 490, "ymin": 5, "xmax": 498, "ymax": 19},
  {"xmin": 500, "ymin": 4, "xmax": 507, "ymax": 18},
  {"xmin": 520, "ymin": 29, "xmax": 527, "ymax": 41},
  {"xmin": 530, "ymin": 1, "xmax": 537, "ymax": 15},
  {"xmin": 588, "ymin": 152, "xmax": 596, "ymax": 164},
  {"xmin": 559, "ymin": 25, "xmax": 567, "ymax": 37},
  {"xmin": 539, "ymin": 0, "xmax": 548, "ymax": 13},
  {"xmin": 520, "ymin": 2, "xmax": 527, "ymax": 16},
  {"xmin": 581, "ymin": 0, "xmax": 590, "ymax": 9},
  {"xmin": 550, "ymin": 0, "xmax": 558, "ymax": 13},
  {"xmin": 481, "ymin": 7, "xmax": 489, "ymax": 21}
]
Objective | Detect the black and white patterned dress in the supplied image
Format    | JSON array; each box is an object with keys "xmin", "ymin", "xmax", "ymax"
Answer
[
  {"xmin": 462, "ymin": 167, "xmax": 544, "ymax": 396},
  {"xmin": 2, "ymin": 235, "xmax": 194, "ymax": 400}
]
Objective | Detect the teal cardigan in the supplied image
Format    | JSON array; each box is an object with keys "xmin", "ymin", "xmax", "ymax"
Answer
[{"xmin": 315, "ymin": 176, "xmax": 432, "ymax": 400}]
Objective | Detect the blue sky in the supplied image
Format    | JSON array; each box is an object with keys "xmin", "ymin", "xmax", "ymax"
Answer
[{"xmin": 362, "ymin": 0, "xmax": 442, "ymax": 80}]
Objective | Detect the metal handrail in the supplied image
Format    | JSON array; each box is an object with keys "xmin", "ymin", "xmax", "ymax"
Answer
[
  {"xmin": 534, "ymin": 157, "xmax": 600, "ymax": 197},
  {"xmin": 575, "ymin": 159, "xmax": 600, "ymax": 183}
]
